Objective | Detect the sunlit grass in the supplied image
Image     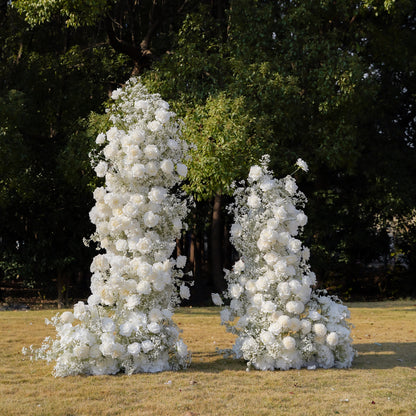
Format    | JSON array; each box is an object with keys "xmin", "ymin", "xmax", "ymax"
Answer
[{"xmin": 1, "ymin": 301, "xmax": 416, "ymax": 415}]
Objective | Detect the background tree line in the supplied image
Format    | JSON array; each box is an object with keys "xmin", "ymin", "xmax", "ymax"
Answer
[{"xmin": 1, "ymin": 0, "xmax": 415, "ymax": 305}]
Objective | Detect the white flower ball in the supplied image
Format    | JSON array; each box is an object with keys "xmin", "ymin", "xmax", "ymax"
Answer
[
  {"xmin": 119, "ymin": 322, "xmax": 134, "ymax": 337},
  {"xmin": 296, "ymin": 158, "xmax": 309, "ymax": 172},
  {"xmin": 212, "ymin": 293, "xmax": 223, "ymax": 306},
  {"xmin": 125, "ymin": 295, "xmax": 140, "ymax": 309},
  {"xmin": 313, "ymin": 323, "xmax": 327, "ymax": 337},
  {"xmin": 286, "ymin": 300, "xmax": 305, "ymax": 314},
  {"xmin": 143, "ymin": 211, "xmax": 160, "ymax": 228},
  {"xmin": 282, "ymin": 336, "xmax": 296, "ymax": 351},
  {"xmin": 160, "ymin": 159, "xmax": 174, "ymax": 175},
  {"xmin": 300, "ymin": 319, "xmax": 312, "ymax": 334},
  {"xmin": 148, "ymin": 187, "xmax": 167, "ymax": 204},
  {"xmin": 141, "ymin": 340, "xmax": 155, "ymax": 353},
  {"xmin": 276, "ymin": 314, "xmax": 291, "ymax": 330},
  {"xmin": 148, "ymin": 120, "xmax": 162, "ymax": 132},
  {"xmin": 255, "ymin": 276, "xmax": 269, "ymax": 292},
  {"xmin": 309, "ymin": 310, "xmax": 321, "ymax": 321},
  {"xmin": 176, "ymin": 255, "xmax": 187, "ymax": 269},
  {"xmin": 115, "ymin": 239, "xmax": 128, "ymax": 252},
  {"xmin": 288, "ymin": 238, "xmax": 302, "ymax": 253},
  {"xmin": 234, "ymin": 259, "xmax": 245, "ymax": 273},
  {"xmin": 60, "ymin": 311, "xmax": 74, "ymax": 324},
  {"xmin": 326, "ymin": 332, "xmax": 339, "ymax": 347},
  {"xmin": 167, "ymin": 138, "xmax": 179, "ymax": 150},
  {"xmin": 95, "ymin": 161, "xmax": 108, "ymax": 177},
  {"xmin": 132, "ymin": 163, "xmax": 146, "ymax": 178},
  {"xmin": 155, "ymin": 108, "xmax": 172, "ymax": 124},
  {"xmin": 259, "ymin": 178, "xmax": 274, "ymax": 192},
  {"xmin": 137, "ymin": 280, "xmax": 151, "ymax": 295},
  {"xmin": 284, "ymin": 176, "xmax": 298, "ymax": 195},
  {"xmin": 146, "ymin": 161, "xmax": 159, "ymax": 176},
  {"xmin": 220, "ymin": 309, "xmax": 231, "ymax": 323},
  {"xmin": 101, "ymin": 317, "xmax": 116, "ymax": 333},
  {"xmin": 296, "ymin": 212, "xmax": 308, "ymax": 227},
  {"xmin": 176, "ymin": 163, "xmax": 188, "ymax": 177},
  {"xmin": 148, "ymin": 322, "xmax": 161, "ymax": 334},
  {"xmin": 263, "ymin": 251, "xmax": 278, "ymax": 265},
  {"xmin": 144, "ymin": 144, "xmax": 160, "ymax": 159},
  {"xmin": 247, "ymin": 194, "xmax": 261, "ymax": 209},
  {"xmin": 260, "ymin": 330, "xmax": 275, "ymax": 346},
  {"xmin": 96, "ymin": 133, "xmax": 106, "ymax": 144},
  {"xmin": 248, "ymin": 165, "xmax": 263, "ymax": 181},
  {"xmin": 179, "ymin": 284, "xmax": 190, "ymax": 300},
  {"xmin": 176, "ymin": 339, "xmax": 188, "ymax": 358},
  {"xmin": 261, "ymin": 301, "xmax": 276, "ymax": 313},
  {"xmin": 230, "ymin": 223, "xmax": 243, "ymax": 238},
  {"xmin": 127, "ymin": 342, "xmax": 141, "ymax": 355},
  {"xmin": 230, "ymin": 283, "xmax": 243, "ymax": 299}
]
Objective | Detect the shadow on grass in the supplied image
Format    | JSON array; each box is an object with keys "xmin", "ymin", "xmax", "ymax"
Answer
[
  {"xmin": 353, "ymin": 342, "xmax": 416, "ymax": 370},
  {"xmin": 183, "ymin": 342, "xmax": 416, "ymax": 373}
]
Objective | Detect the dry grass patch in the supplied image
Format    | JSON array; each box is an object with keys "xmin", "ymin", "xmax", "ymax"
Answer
[{"xmin": 1, "ymin": 301, "xmax": 416, "ymax": 415}]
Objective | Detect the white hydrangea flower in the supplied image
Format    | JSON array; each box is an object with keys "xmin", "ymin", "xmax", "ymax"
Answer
[{"xmin": 296, "ymin": 158, "xmax": 309, "ymax": 172}]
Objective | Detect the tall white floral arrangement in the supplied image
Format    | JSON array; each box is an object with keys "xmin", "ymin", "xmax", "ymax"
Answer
[
  {"xmin": 212, "ymin": 155, "xmax": 354, "ymax": 371},
  {"xmin": 27, "ymin": 78, "xmax": 192, "ymax": 376}
]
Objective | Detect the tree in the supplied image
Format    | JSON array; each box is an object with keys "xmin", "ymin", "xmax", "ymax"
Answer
[
  {"xmin": 0, "ymin": 3, "xmax": 130, "ymax": 303},
  {"xmin": 14, "ymin": 0, "xmax": 196, "ymax": 75},
  {"xmin": 144, "ymin": 0, "xmax": 416, "ymax": 297}
]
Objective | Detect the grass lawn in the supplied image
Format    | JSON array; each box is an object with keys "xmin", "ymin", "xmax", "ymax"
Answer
[{"xmin": 1, "ymin": 301, "xmax": 415, "ymax": 415}]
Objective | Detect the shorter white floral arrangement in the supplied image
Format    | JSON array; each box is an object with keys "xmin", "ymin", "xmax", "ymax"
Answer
[
  {"xmin": 24, "ymin": 78, "xmax": 192, "ymax": 376},
  {"xmin": 212, "ymin": 155, "xmax": 355, "ymax": 370}
]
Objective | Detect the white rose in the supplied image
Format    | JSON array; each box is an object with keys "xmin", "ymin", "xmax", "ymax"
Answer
[
  {"xmin": 260, "ymin": 330, "xmax": 275, "ymax": 345},
  {"xmin": 60, "ymin": 311, "xmax": 74, "ymax": 324},
  {"xmin": 146, "ymin": 161, "xmax": 159, "ymax": 176},
  {"xmin": 148, "ymin": 187, "xmax": 167, "ymax": 204},
  {"xmin": 144, "ymin": 144, "xmax": 160, "ymax": 159},
  {"xmin": 248, "ymin": 165, "xmax": 263, "ymax": 181},
  {"xmin": 141, "ymin": 340, "xmax": 155, "ymax": 353},
  {"xmin": 147, "ymin": 322, "xmax": 161, "ymax": 334},
  {"xmin": 95, "ymin": 161, "xmax": 108, "ymax": 177},
  {"xmin": 211, "ymin": 293, "xmax": 223, "ymax": 306},
  {"xmin": 313, "ymin": 323, "xmax": 327, "ymax": 337},
  {"xmin": 282, "ymin": 336, "xmax": 296, "ymax": 350},
  {"xmin": 143, "ymin": 211, "xmax": 160, "ymax": 228},
  {"xmin": 286, "ymin": 300, "xmax": 305, "ymax": 314},
  {"xmin": 176, "ymin": 255, "xmax": 187, "ymax": 269},
  {"xmin": 176, "ymin": 163, "xmax": 188, "ymax": 177},
  {"xmin": 155, "ymin": 108, "xmax": 172, "ymax": 124},
  {"xmin": 137, "ymin": 280, "xmax": 151, "ymax": 295},
  {"xmin": 160, "ymin": 159, "xmax": 174, "ymax": 175},
  {"xmin": 132, "ymin": 163, "xmax": 146, "ymax": 178},
  {"xmin": 179, "ymin": 284, "xmax": 190, "ymax": 300},
  {"xmin": 247, "ymin": 194, "xmax": 261, "ymax": 209},
  {"xmin": 127, "ymin": 342, "xmax": 141, "ymax": 355},
  {"xmin": 296, "ymin": 158, "xmax": 309, "ymax": 172},
  {"xmin": 96, "ymin": 133, "xmax": 106, "ymax": 144},
  {"xmin": 230, "ymin": 223, "xmax": 243, "ymax": 238},
  {"xmin": 326, "ymin": 332, "xmax": 339, "ymax": 347}
]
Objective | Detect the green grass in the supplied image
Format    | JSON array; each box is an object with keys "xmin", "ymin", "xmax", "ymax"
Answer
[{"xmin": 1, "ymin": 301, "xmax": 416, "ymax": 415}]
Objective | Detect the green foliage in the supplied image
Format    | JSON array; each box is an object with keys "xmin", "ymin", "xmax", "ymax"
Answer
[
  {"xmin": 144, "ymin": 0, "xmax": 416, "ymax": 294},
  {"xmin": 0, "ymin": 3, "xmax": 130, "ymax": 293},
  {"xmin": 13, "ymin": 0, "xmax": 110, "ymax": 27}
]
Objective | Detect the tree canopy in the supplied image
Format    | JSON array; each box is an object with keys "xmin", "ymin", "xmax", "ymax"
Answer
[{"xmin": 1, "ymin": 0, "xmax": 415, "ymax": 302}]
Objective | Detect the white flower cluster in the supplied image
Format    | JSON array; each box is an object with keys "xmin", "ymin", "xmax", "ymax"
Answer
[
  {"xmin": 29, "ymin": 78, "xmax": 192, "ymax": 376},
  {"xmin": 213, "ymin": 155, "xmax": 354, "ymax": 370}
]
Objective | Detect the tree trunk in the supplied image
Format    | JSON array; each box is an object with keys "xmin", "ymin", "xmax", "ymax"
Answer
[
  {"xmin": 56, "ymin": 269, "xmax": 69, "ymax": 309},
  {"xmin": 210, "ymin": 193, "xmax": 226, "ymax": 292}
]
